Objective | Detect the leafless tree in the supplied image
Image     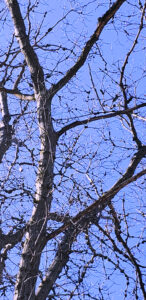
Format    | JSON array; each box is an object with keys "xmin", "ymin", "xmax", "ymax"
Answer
[{"xmin": 0, "ymin": 0, "xmax": 145, "ymax": 299}]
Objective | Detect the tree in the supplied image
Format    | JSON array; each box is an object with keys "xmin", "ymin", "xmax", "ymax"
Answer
[{"xmin": 0, "ymin": 0, "xmax": 145, "ymax": 299}]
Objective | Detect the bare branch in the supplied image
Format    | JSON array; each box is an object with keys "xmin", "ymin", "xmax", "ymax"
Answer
[
  {"xmin": 36, "ymin": 226, "xmax": 78, "ymax": 300},
  {"xmin": 108, "ymin": 202, "xmax": 146, "ymax": 298},
  {"xmin": 0, "ymin": 90, "xmax": 13, "ymax": 162},
  {"xmin": 0, "ymin": 227, "xmax": 25, "ymax": 285},
  {"xmin": 119, "ymin": 2, "xmax": 146, "ymax": 109},
  {"xmin": 2, "ymin": 1, "xmax": 145, "ymax": 298},
  {"xmin": 5, "ymin": 0, "xmax": 45, "ymax": 94},
  {"xmin": 48, "ymin": 0, "xmax": 126, "ymax": 96},
  {"xmin": 0, "ymin": 87, "xmax": 35, "ymax": 101},
  {"xmin": 57, "ymin": 103, "xmax": 146, "ymax": 137},
  {"xmin": 47, "ymin": 146, "xmax": 146, "ymax": 241},
  {"xmin": 37, "ymin": 157, "xmax": 145, "ymax": 298}
]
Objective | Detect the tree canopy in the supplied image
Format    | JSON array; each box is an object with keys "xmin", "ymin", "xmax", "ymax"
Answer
[{"xmin": 0, "ymin": 1, "xmax": 146, "ymax": 299}]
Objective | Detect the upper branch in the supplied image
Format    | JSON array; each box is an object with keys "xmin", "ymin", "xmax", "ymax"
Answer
[
  {"xmin": 5, "ymin": 0, "xmax": 45, "ymax": 94},
  {"xmin": 57, "ymin": 103, "xmax": 146, "ymax": 138},
  {"xmin": 49, "ymin": 0, "xmax": 126, "ymax": 96},
  {"xmin": 119, "ymin": 2, "xmax": 146, "ymax": 109}
]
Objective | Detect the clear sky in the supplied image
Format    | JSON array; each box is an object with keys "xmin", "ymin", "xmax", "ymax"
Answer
[{"xmin": 0, "ymin": 1, "xmax": 145, "ymax": 299}]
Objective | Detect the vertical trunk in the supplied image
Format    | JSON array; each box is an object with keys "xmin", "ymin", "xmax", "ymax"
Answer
[
  {"xmin": 4, "ymin": 3, "xmax": 57, "ymax": 297},
  {"xmin": 13, "ymin": 92, "xmax": 56, "ymax": 300}
]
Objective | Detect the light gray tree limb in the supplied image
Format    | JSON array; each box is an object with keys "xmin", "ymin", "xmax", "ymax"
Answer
[{"xmin": 0, "ymin": 89, "xmax": 13, "ymax": 162}]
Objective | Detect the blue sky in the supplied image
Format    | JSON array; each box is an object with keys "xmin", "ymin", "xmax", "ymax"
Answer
[{"xmin": 0, "ymin": 1, "xmax": 145, "ymax": 299}]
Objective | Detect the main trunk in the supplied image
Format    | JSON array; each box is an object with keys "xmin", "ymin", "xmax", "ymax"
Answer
[{"xmin": 13, "ymin": 93, "xmax": 56, "ymax": 300}]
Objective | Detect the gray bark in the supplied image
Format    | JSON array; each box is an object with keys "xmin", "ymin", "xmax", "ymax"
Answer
[
  {"xmin": 0, "ymin": 90, "xmax": 12, "ymax": 162},
  {"xmin": 5, "ymin": 1, "xmax": 56, "ymax": 299}
]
